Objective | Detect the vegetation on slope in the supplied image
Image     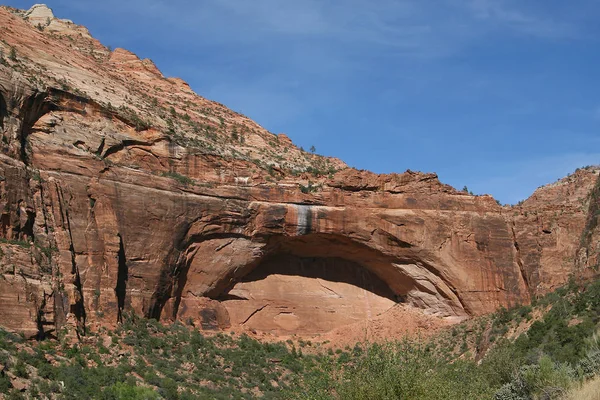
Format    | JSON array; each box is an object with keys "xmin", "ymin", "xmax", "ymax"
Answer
[{"xmin": 1, "ymin": 277, "xmax": 600, "ymax": 399}]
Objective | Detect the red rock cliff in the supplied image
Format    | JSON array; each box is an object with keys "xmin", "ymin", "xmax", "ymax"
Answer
[{"xmin": 0, "ymin": 5, "xmax": 598, "ymax": 339}]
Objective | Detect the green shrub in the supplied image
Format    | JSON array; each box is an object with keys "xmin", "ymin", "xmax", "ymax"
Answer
[
  {"xmin": 495, "ymin": 356, "xmax": 574, "ymax": 400},
  {"xmin": 13, "ymin": 359, "xmax": 29, "ymax": 378},
  {"xmin": 334, "ymin": 340, "xmax": 493, "ymax": 400},
  {"xmin": 161, "ymin": 171, "xmax": 194, "ymax": 186},
  {"xmin": 0, "ymin": 372, "xmax": 11, "ymax": 394},
  {"xmin": 103, "ymin": 381, "xmax": 161, "ymax": 399}
]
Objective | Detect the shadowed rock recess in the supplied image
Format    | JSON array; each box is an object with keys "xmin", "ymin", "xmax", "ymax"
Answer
[{"xmin": 0, "ymin": 4, "xmax": 599, "ymax": 339}]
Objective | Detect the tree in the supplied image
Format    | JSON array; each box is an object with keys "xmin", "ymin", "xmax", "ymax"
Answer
[
  {"xmin": 462, "ymin": 185, "xmax": 469, "ymax": 193},
  {"xmin": 9, "ymin": 47, "xmax": 17, "ymax": 61},
  {"xmin": 310, "ymin": 145, "xmax": 316, "ymax": 153}
]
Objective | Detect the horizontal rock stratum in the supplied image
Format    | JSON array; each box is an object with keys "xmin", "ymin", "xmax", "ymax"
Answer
[{"xmin": 0, "ymin": 4, "xmax": 599, "ymax": 340}]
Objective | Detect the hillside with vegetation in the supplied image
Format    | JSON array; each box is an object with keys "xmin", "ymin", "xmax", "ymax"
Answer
[{"xmin": 1, "ymin": 276, "xmax": 600, "ymax": 399}]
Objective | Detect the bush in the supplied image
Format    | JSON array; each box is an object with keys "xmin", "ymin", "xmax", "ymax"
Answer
[
  {"xmin": 299, "ymin": 181, "xmax": 319, "ymax": 194},
  {"xmin": 495, "ymin": 356, "xmax": 574, "ymax": 400},
  {"xmin": 161, "ymin": 171, "xmax": 194, "ymax": 186},
  {"xmin": 103, "ymin": 381, "xmax": 160, "ymax": 399},
  {"xmin": 481, "ymin": 340, "xmax": 524, "ymax": 387},
  {"xmin": 334, "ymin": 340, "xmax": 493, "ymax": 400},
  {"xmin": 0, "ymin": 372, "xmax": 11, "ymax": 394},
  {"xmin": 13, "ymin": 359, "xmax": 29, "ymax": 378}
]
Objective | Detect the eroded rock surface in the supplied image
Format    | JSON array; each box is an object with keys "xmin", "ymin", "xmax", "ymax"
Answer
[{"xmin": 0, "ymin": 4, "xmax": 599, "ymax": 340}]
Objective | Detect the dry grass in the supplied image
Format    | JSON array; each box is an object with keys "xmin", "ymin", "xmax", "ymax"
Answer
[{"xmin": 568, "ymin": 376, "xmax": 600, "ymax": 400}]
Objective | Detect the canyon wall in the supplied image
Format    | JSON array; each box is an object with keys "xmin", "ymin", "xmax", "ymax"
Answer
[{"xmin": 0, "ymin": 5, "xmax": 598, "ymax": 339}]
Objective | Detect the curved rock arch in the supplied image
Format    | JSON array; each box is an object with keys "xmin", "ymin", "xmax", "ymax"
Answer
[
  {"xmin": 161, "ymin": 201, "xmax": 472, "ymax": 334},
  {"xmin": 217, "ymin": 233, "xmax": 467, "ymax": 314},
  {"xmin": 125, "ymin": 197, "xmax": 522, "ymax": 334}
]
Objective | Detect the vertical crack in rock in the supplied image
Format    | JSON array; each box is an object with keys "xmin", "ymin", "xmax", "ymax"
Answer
[
  {"xmin": 148, "ymin": 277, "xmax": 170, "ymax": 320},
  {"xmin": 34, "ymin": 290, "xmax": 56, "ymax": 340},
  {"xmin": 148, "ymin": 252, "xmax": 181, "ymax": 320},
  {"xmin": 45, "ymin": 185, "xmax": 66, "ymax": 332},
  {"xmin": 148, "ymin": 222, "xmax": 190, "ymax": 320},
  {"xmin": 115, "ymin": 234, "xmax": 128, "ymax": 323},
  {"xmin": 511, "ymin": 221, "xmax": 530, "ymax": 294},
  {"xmin": 35, "ymin": 293, "xmax": 48, "ymax": 340},
  {"xmin": 38, "ymin": 180, "xmax": 51, "ymax": 238},
  {"xmin": 171, "ymin": 245, "xmax": 200, "ymax": 320},
  {"xmin": 56, "ymin": 185, "xmax": 86, "ymax": 336},
  {"xmin": 71, "ymin": 251, "xmax": 86, "ymax": 337},
  {"xmin": 0, "ymin": 91, "xmax": 6, "ymax": 131}
]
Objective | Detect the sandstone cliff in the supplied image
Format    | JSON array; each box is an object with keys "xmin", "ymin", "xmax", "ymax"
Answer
[{"xmin": 0, "ymin": 4, "xmax": 598, "ymax": 340}]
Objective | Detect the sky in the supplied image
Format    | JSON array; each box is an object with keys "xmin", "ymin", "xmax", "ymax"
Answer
[{"xmin": 6, "ymin": 0, "xmax": 600, "ymax": 204}]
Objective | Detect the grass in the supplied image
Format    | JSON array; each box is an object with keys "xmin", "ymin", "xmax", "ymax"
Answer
[
  {"xmin": 568, "ymin": 375, "xmax": 600, "ymax": 400},
  {"xmin": 0, "ymin": 237, "xmax": 31, "ymax": 248}
]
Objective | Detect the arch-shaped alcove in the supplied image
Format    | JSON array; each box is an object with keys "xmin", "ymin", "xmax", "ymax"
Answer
[{"xmin": 197, "ymin": 233, "xmax": 466, "ymax": 335}]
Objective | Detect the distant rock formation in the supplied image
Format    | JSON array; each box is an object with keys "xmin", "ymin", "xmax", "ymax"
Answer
[{"xmin": 25, "ymin": 3, "xmax": 91, "ymax": 37}]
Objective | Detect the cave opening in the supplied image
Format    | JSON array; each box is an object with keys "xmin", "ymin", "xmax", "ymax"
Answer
[
  {"xmin": 210, "ymin": 234, "xmax": 427, "ymax": 335},
  {"xmin": 219, "ymin": 252, "xmax": 401, "ymax": 334},
  {"xmin": 172, "ymin": 233, "xmax": 463, "ymax": 335}
]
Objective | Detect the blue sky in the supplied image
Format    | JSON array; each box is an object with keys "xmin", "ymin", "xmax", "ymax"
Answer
[{"xmin": 7, "ymin": 0, "xmax": 600, "ymax": 204}]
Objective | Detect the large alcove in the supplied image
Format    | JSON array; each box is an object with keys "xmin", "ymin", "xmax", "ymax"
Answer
[
  {"xmin": 220, "ymin": 253, "xmax": 399, "ymax": 334},
  {"xmin": 208, "ymin": 233, "xmax": 462, "ymax": 335}
]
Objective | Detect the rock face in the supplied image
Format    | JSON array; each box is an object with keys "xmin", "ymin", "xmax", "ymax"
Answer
[
  {"xmin": 0, "ymin": 5, "xmax": 599, "ymax": 339},
  {"xmin": 24, "ymin": 4, "xmax": 91, "ymax": 37}
]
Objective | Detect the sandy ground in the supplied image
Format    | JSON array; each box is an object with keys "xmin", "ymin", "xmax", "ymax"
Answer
[{"xmin": 227, "ymin": 303, "xmax": 460, "ymax": 350}]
